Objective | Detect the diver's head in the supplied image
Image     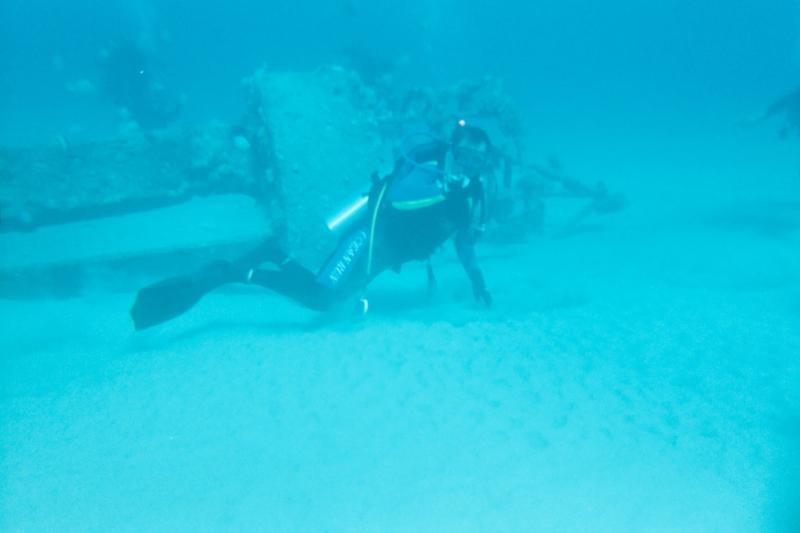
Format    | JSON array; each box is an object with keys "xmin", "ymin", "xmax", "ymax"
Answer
[{"xmin": 449, "ymin": 120, "xmax": 491, "ymax": 178}]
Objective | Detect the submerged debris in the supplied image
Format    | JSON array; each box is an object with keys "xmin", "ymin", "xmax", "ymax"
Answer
[{"xmin": 1, "ymin": 64, "xmax": 627, "ymax": 298}]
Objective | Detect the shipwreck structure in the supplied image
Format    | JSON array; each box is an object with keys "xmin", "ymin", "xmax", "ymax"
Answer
[{"xmin": 1, "ymin": 65, "xmax": 620, "ymax": 299}]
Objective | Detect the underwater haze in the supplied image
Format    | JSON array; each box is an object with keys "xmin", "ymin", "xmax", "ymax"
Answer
[{"xmin": 2, "ymin": 0, "xmax": 800, "ymax": 531}]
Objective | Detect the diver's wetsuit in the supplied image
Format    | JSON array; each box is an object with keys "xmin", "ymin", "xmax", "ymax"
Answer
[{"xmin": 248, "ymin": 141, "xmax": 487, "ymax": 311}]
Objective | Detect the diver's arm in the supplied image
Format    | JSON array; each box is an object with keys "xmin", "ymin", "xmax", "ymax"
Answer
[{"xmin": 455, "ymin": 229, "xmax": 491, "ymax": 307}]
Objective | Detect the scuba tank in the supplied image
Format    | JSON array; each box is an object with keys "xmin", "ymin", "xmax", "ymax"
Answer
[
  {"xmin": 325, "ymin": 130, "xmax": 451, "ymax": 236},
  {"xmin": 325, "ymin": 193, "xmax": 369, "ymax": 235}
]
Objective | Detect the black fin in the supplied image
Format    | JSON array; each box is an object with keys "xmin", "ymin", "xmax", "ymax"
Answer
[{"xmin": 129, "ymin": 261, "xmax": 235, "ymax": 330}]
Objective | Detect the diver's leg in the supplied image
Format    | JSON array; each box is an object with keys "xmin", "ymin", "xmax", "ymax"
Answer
[
  {"xmin": 248, "ymin": 227, "xmax": 371, "ymax": 312},
  {"xmin": 248, "ymin": 259, "xmax": 338, "ymax": 311},
  {"xmin": 130, "ymin": 237, "xmax": 294, "ymax": 330},
  {"xmin": 229, "ymin": 237, "xmax": 287, "ymax": 273}
]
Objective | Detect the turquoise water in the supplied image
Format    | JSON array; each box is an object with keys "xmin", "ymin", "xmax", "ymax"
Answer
[{"xmin": 1, "ymin": 1, "xmax": 799, "ymax": 531}]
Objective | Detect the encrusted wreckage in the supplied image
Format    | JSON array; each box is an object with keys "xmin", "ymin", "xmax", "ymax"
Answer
[{"xmin": 0, "ymin": 65, "xmax": 621, "ymax": 297}]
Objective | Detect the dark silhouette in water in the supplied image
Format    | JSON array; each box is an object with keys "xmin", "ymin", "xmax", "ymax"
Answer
[
  {"xmin": 99, "ymin": 40, "xmax": 181, "ymax": 129},
  {"xmin": 752, "ymin": 86, "xmax": 800, "ymax": 138}
]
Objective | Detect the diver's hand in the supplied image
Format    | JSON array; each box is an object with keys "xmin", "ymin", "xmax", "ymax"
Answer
[
  {"xmin": 425, "ymin": 259, "xmax": 437, "ymax": 300},
  {"xmin": 474, "ymin": 284, "xmax": 492, "ymax": 307},
  {"xmin": 469, "ymin": 269, "xmax": 492, "ymax": 308}
]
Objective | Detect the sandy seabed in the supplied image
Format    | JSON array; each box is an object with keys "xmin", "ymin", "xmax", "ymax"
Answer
[{"xmin": 2, "ymin": 195, "xmax": 799, "ymax": 532}]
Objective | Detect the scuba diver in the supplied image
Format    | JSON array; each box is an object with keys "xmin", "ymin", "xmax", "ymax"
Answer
[{"xmin": 130, "ymin": 121, "xmax": 493, "ymax": 330}]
